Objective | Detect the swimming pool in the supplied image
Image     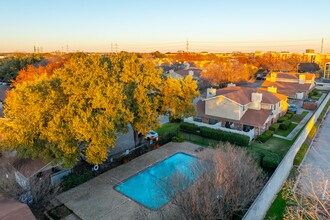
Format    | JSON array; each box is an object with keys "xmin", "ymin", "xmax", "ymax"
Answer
[{"xmin": 114, "ymin": 152, "xmax": 199, "ymax": 210}]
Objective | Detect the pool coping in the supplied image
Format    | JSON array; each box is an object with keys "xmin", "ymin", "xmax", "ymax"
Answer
[{"xmin": 113, "ymin": 151, "xmax": 199, "ymax": 211}]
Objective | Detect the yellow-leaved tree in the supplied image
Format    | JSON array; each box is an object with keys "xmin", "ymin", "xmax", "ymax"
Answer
[{"xmin": 0, "ymin": 53, "xmax": 199, "ymax": 166}]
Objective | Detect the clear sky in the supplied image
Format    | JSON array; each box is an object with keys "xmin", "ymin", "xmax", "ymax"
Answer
[{"xmin": 1, "ymin": 0, "xmax": 330, "ymax": 53}]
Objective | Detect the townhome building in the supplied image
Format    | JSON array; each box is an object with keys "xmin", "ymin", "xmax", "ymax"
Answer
[
  {"xmin": 192, "ymin": 85, "xmax": 289, "ymax": 138},
  {"xmin": 261, "ymin": 72, "xmax": 315, "ymax": 99}
]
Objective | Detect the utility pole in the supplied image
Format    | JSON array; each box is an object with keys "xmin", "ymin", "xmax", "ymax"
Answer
[
  {"xmin": 321, "ymin": 38, "xmax": 324, "ymax": 54},
  {"xmin": 186, "ymin": 39, "xmax": 189, "ymax": 52},
  {"xmin": 111, "ymin": 43, "xmax": 113, "ymax": 53},
  {"xmin": 66, "ymin": 45, "xmax": 69, "ymax": 53},
  {"xmin": 115, "ymin": 43, "xmax": 118, "ymax": 53},
  {"xmin": 33, "ymin": 45, "xmax": 36, "ymax": 53}
]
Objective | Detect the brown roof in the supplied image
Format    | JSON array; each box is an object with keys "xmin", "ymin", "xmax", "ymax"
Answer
[
  {"xmin": 261, "ymin": 81, "xmax": 312, "ymax": 97},
  {"xmin": 268, "ymin": 72, "xmax": 315, "ymax": 81},
  {"xmin": 176, "ymin": 68, "xmax": 202, "ymax": 77},
  {"xmin": 240, "ymin": 109, "xmax": 271, "ymax": 127},
  {"xmin": 0, "ymin": 194, "xmax": 36, "ymax": 220},
  {"xmin": 208, "ymin": 86, "xmax": 284, "ymax": 105},
  {"xmin": 9, "ymin": 157, "xmax": 50, "ymax": 178}
]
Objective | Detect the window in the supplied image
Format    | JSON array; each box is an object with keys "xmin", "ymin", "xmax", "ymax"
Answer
[{"xmin": 193, "ymin": 117, "xmax": 202, "ymax": 122}]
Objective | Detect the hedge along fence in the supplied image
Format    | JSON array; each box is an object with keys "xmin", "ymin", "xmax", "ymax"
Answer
[
  {"xmin": 243, "ymin": 92, "xmax": 330, "ymax": 220},
  {"xmin": 257, "ymin": 130, "xmax": 274, "ymax": 143},
  {"xmin": 179, "ymin": 122, "xmax": 250, "ymax": 146}
]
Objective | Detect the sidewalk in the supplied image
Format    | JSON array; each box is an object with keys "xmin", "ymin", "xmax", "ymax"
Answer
[{"xmin": 274, "ymin": 111, "xmax": 313, "ymax": 141}]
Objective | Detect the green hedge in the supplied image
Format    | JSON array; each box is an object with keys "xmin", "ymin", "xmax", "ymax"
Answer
[
  {"xmin": 257, "ymin": 130, "xmax": 274, "ymax": 143},
  {"xmin": 285, "ymin": 113, "xmax": 293, "ymax": 119},
  {"xmin": 278, "ymin": 116, "xmax": 288, "ymax": 123},
  {"xmin": 172, "ymin": 135, "xmax": 185, "ymax": 142},
  {"xmin": 269, "ymin": 123, "xmax": 280, "ymax": 131},
  {"xmin": 279, "ymin": 120, "xmax": 292, "ymax": 130},
  {"xmin": 179, "ymin": 122, "xmax": 199, "ymax": 132},
  {"xmin": 62, "ymin": 171, "xmax": 93, "ymax": 191},
  {"xmin": 262, "ymin": 154, "xmax": 280, "ymax": 170},
  {"xmin": 199, "ymin": 126, "xmax": 250, "ymax": 146}
]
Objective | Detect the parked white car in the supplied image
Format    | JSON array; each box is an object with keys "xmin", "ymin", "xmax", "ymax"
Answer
[{"xmin": 144, "ymin": 131, "xmax": 158, "ymax": 141}]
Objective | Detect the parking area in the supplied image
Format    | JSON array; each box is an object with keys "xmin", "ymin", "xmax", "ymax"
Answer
[{"xmin": 55, "ymin": 142, "xmax": 213, "ymax": 220}]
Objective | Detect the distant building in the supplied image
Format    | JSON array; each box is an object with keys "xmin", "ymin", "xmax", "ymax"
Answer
[
  {"xmin": 324, "ymin": 62, "xmax": 330, "ymax": 79},
  {"xmin": 261, "ymin": 72, "xmax": 315, "ymax": 99}
]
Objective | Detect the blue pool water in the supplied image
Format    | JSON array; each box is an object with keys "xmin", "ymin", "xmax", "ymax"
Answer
[{"xmin": 114, "ymin": 153, "xmax": 199, "ymax": 210}]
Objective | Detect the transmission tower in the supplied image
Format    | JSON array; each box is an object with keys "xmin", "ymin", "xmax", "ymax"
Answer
[
  {"xmin": 186, "ymin": 39, "xmax": 189, "ymax": 52},
  {"xmin": 321, "ymin": 38, "xmax": 324, "ymax": 54}
]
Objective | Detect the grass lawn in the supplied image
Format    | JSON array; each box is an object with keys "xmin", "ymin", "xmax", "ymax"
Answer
[
  {"xmin": 179, "ymin": 131, "xmax": 220, "ymax": 147},
  {"xmin": 265, "ymin": 189, "xmax": 287, "ymax": 220},
  {"xmin": 275, "ymin": 123, "xmax": 297, "ymax": 137},
  {"xmin": 309, "ymin": 91, "xmax": 322, "ymax": 101},
  {"xmin": 291, "ymin": 111, "xmax": 308, "ymax": 123},
  {"xmin": 156, "ymin": 123, "xmax": 180, "ymax": 135},
  {"xmin": 249, "ymin": 137, "xmax": 292, "ymax": 159}
]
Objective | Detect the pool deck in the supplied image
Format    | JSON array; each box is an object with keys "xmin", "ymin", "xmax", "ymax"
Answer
[{"xmin": 56, "ymin": 142, "xmax": 213, "ymax": 220}]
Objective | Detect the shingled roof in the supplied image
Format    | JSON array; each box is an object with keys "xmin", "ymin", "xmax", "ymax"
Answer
[{"xmin": 206, "ymin": 86, "xmax": 286, "ymax": 105}]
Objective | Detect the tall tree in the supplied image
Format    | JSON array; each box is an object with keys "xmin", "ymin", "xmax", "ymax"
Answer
[
  {"xmin": 12, "ymin": 61, "xmax": 63, "ymax": 86},
  {"xmin": 0, "ymin": 54, "xmax": 199, "ymax": 166},
  {"xmin": 201, "ymin": 61, "xmax": 257, "ymax": 85}
]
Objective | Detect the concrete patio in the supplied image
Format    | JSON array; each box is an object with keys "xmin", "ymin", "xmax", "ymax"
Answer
[{"xmin": 55, "ymin": 142, "xmax": 213, "ymax": 220}]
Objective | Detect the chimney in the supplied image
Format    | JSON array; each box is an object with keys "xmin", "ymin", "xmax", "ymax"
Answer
[
  {"xmin": 267, "ymin": 86, "xmax": 277, "ymax": 93},
  {"xmin": 251, "ymin": 92, "xmax": 262, "ymax": 110},
  {"xmin": 227, "ymin": 83, "xmax": 236, "ymax": 87},
  {"xmin": 299, "ymin": 74, "xmax": 306, "ymax": 84},
  {"xmin": 206, "ymin": 88, "xmax": 217, "ymax": 98},
  {"xmin": 270, "ymin": 72, "xmax": 277, "ymax": 82}
]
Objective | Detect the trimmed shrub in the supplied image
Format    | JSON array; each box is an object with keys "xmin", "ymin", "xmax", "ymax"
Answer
[
  {"xmin": 257, "ymin": 130, "xmax": 274, "ymax": 143},
  {"xmin": 287, "ymin": 110, "xmax": 295, "ymax": 115},
  {"xmin": 172, "ymin": 135, "xmax": 185, "ymax": 142},
  {"xmin": 269, "ymin": 123, "xmax": 280, "ymax": 131},
  {"xmin": 169, "ymin": 116, "xmax": 182, "ymax": 123},
  {"xmin": 279, "ymin": 120, "xmax": 292, "ymax": 130},
  {"xmin": 179, "ymin": 122, "xmax": 199, "ymax": 132},
  {"xmin": 199, "ymin": 126, "xmax": 250, "ymax": 146},
  {"xmin": 285, "ymin": 113, "xmax": 293, "ymax": 119},
  {"xmin": 62, "ymin": 171, "xmax": 93, "ymax": 191},
  {"xmin": 278, "ymin": 116, "xmax": 288, "ymax": 123},
  {"xmin": 262, "ymin": 154, "xmax": 280, "ymax": 170}
]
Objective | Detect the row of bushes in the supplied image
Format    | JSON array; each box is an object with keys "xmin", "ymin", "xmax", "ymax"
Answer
[
  {"xmin": 250, "ymin": 150, "xmax": 280, "ymax": 171},
  {"xmin": 179, "ymin": 122, "xmax": 250, "ymax": 146},
  {"xmin": 179, "ymin": 122, "xmax": 199, "ymax": 132},
  {"xmin": 280, "ymin": 120, "xmax": 292, "ymax": 130},
  {"xmin": 61, "ymin": 171, "xmax": 93, "ymax": 191},
  {"xmin": 257, "ymin": 130, "xmax": 274, "ymax": 143}
]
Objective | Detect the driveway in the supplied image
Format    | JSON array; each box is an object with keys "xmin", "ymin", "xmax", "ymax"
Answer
[{"xmin": 56, "ymin": 142, "xmax": 213, "ymax": 220}]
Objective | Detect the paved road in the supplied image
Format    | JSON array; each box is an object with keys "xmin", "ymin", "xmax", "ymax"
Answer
[{"xmin": 298, "ymin": 108, "xmax": 330, "ymax": 197}]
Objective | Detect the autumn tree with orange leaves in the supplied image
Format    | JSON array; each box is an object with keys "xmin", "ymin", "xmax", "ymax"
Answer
[
  {"xmin": 0, "ymin": 53, "xmax": 199, "ymax": 166},
  {"xmin": 12, "ymin": 62, "xmax": 63, "ymax": 86},
  {"xmin": 201, "ymin": 61, "xmax": 257, "ymax": 85}
]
